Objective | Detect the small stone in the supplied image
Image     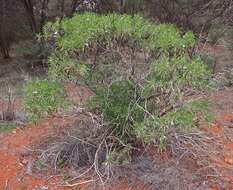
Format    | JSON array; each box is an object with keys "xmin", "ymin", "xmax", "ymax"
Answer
[
  {"xmin": 224, "ymin": 157, "xmax": 233, "ymax": 165},
  {"xmin": 21, "ymin": 158, "xmax": 28, "ymax": 165}
]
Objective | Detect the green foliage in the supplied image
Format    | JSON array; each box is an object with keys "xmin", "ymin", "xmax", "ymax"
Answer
[
  {"xmin": 146, "ymin": 25, "xmax": 195, "ymax": 51},
  {"xmin": 24, "ymin": 79, "xmax": 66, "ymax": 122},
  {"xmin": 44, "ymin": 13, "xmax": 212, "ymax": 148},
  {"xmin": 134, "ymin": 100, "xmax": 213, "ymax": 149},
  {"xmin": 146, "ymin": 55, "xmax": 210, "ymax": 93},
  {"xmin": 48, "ymin": 53, "xmax": 90, "ymax": 81},
  {"xmin": 90, "ymin": 80, "xmax": 144, "ymax": 137},
  {"xmin": 44, "ymin": 13, "xmax": 196, "ymax": 81},
  {"xmin": 0, "ymin": 123, "xmax": 18, "ymax": 133}
]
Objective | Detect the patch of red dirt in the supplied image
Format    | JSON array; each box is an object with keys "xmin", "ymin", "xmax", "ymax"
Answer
[
  {"xmin": 2, "ymin": 113, "xmax": 232, "ymax": 190},
  {"xmin": 225, "ymin": 143, "xmax": 233, "ymax": 150},
  {"xmin": 145, "ymin": 145, "xmax": 172, "ymax": 162},
  {"xmin": 108, "ymin": 179, "xmax": 149, "ymax": 190},
  {"xmin": 0, "ymin": 110, "xmax": 152, "ymax": 190},
  {"xmin": 203, "ymin": 113, "xmax": 233, "ymax": 188},
  {"xmin": 0, "ymin": 116, "xmax": 79, "ymax": 190},
  {"xmin": 208, "ymin": 123, "xmax": 223, "ymax": 134}
]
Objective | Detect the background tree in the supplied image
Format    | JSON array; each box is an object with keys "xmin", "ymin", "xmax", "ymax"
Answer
[
  {"xmin": 22, "ymin": 0, "xmax": 38, "ymax": 33},
  {"xmin": 145, "ymin": 0, "xmax": 233, "ymax": 32},
  {"xmin": 0, "ymin": 0, "xmax": 10, "ymax": 58}
]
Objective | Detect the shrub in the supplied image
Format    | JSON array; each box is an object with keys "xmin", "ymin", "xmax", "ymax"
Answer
[
  {"xmin": 134, "ymin": 100, "xmax": 213, "ymax": 149},
  {"xmin": 44, "ymin": 13, "xmax": 211, "ymax": 147},
  {"xmin": 44, "ymin": 13, "xmax": 196, "ymax": 81},
  {"xmin": 24, "ymin": 79, "xmax": 66, "ymax": 121},
  {"xmin": 90, "ymin": 80, "xmax": 144, "ymax": 138}
]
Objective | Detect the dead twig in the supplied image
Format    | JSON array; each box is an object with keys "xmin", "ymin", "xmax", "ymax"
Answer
[{"xmin": 62, "ymin": 179, "xmax": 96, "ymax": 187}]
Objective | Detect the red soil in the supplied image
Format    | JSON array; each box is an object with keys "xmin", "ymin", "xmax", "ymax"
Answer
[
  {"xmin": 0, "ymin": 116, "xmax": 77, "ymax": 190},
  {"xmin": 0, "ymin": 85, "xmax": 232, "ymax": 189},
  {"xmin": 203, "ymin": 114, "xmax": 233, "ymax": 189},
  {"xmin": 1, "ymin": 113, "xmax": 233, "ymax": 189},
  {"xmin": 0, "ymin": 114, "xmax": 150, "ymax": 190}
]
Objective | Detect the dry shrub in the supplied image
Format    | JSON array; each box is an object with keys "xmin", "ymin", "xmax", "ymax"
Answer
[{"xmin": 36, "ymin": 114, "xmax": 106, "ymax": 168}]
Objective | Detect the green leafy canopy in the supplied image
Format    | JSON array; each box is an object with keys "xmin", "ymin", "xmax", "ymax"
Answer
[{"xmin": 41, "ymin": 13, "xmax": 212, "ymax": 147}]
